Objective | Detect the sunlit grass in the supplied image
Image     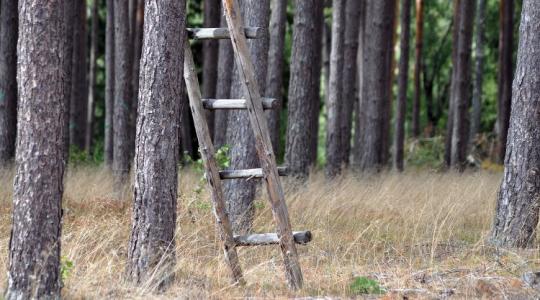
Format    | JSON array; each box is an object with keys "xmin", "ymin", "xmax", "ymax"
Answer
[{"xmin": 0, "ymin": 166, "xmax": 538, "ymax": 298}]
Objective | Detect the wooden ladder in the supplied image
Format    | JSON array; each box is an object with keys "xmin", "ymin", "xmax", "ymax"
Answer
[{"xmin": 182, "ymin": 0, "xmax": 311, "ymax": 290}]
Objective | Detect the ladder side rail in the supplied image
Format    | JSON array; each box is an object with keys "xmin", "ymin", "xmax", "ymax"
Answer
[
  {"xmin": 221, "ymin": 0, "xmax": 303, "ymax": 290},
  {"xmin": 182, "ymin": 40, "xmax": 244, "ymax": 284}
]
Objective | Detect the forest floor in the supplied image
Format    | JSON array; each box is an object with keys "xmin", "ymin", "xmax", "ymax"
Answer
[{"xmin": 1, "ymin": 167, "xmax": 540, "ymax": 299}]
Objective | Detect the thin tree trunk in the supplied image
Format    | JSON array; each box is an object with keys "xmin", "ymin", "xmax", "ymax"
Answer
[
  {"xmin": 450, "ymin": 0, "xmax": 474, "ymax": 170},
  {"xmin": 70, "ymin": 0, "xmax": 88, "ymax": 151},
  {"xmin": 356, "ymin": 0, "xmax": 396, "ymax": 172},
  {"xmin": 265, "ymin": 0, "xmax": 287, "ymax": 153},
  {"xmin": 381, "ymin": 0, "xmax": 398, "ymax": 166},
  {"xmin": 6, "ymin": 1, "xmax": 66, "ymax": 298},
  {"xmin": 203, "ymin": 0, "xmax": 220, "ymax": 138},
  {"xmin": 63, "ymin": 1, "xmax": 75, "ymax": 163},
  {"xmin": 469, "ymin": 0, "xmax": 486, "ymax": 148},
  {"xmin": 309, "ymin": 4, "xmax": 325, "ymax": 165},
  {"xmin": 126, "ymin": 0, "xmax": 186, "ymax": 289},
  {"xmin": 0, "ymin": 0, "xmax": 17, "ymax": 164},
  {"xmin": 113, "ymin": 0, "xmax": 134, "ymax": 184},
  {"xmin": 490, "ymin": 0, "xmax": 540, "ymax": 248},
  {"xmin": 285, "ymin": 0, "xmax": 324, "ymax": 178},
  {"xmin": 411, "ymin": 0, "xmax": 423, "ymax": 137},
  {"xmin": 394, "ymin": 0, "xmax": 411, "ymax": 171},
  {"xmin": 131, "ymin": 0, "xmax": 144, "ymax": 137},
  {"xmin": 224, "ymin": 0, "xmax": 270, "ymax": 234},
  {"xmin": 496, "ymin": 0, "xmax": 514, "ymax": 163},
  {"xmin": 213, "ymin": 14, "xmax": 234, "ymax": 148},
  {"xmin": 325, "ymin": 0, "xmax": 346, "ymax": 177},
  {"xmin": 105, "ymin": 0, "xmax": 115, "ymax": 166},
  {"xmin": 445, "ymin": 0, "xmax": 461, "ymax": 167},
  {"xmin": 352, "ymin": 0, "xmax": 367, "ymax": 168},
  {"xmin": 341, "ymin": 0, "xmax": 361, "ymax": 166},
  {"xmin": 85, "ymin": 0, "xmax": 99, "ymax": 153}
]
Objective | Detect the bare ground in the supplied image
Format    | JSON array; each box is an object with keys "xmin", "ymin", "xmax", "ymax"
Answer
[{"xmin": 0, "ymin": 166, "xmax": 539, "ymax": 299}]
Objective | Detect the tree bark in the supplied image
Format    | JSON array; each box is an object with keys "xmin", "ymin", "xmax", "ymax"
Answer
[
  {"xmin": 325, "ymin": 0, "xmax": 346, "ymax": 177},
  {"xmin": 85, "ymin": 0, "xmax": 99, "ymax": 153},
  {"xmin": 213, "ymin": 14, "xmax": 234, "ymax": 148},
  {"xmin": 105, "ymin": 0, "xmax": 115, "ymax": 166},
  {"xmin": 224, "ymin": 0, "xmax": 270, "ymax": 234},
  {"xmin": 113, "ymin": 0, "xmax": 134, "ymax": 184},
  {"xmin": 496, "ymin": 0, "xmax": 514, "ymax": 163},
  {"xmin": 126, "ymin": 0, "xmax": 185, "ymax": 289},
  {"xmin": 6, "ymin": 1, "xmax": 66, "ymax": 298},
  {"xmin": 131, "ymin": 0, "xmax": 144, "ymax": 148},
  {"xmin": 265, "ymin": 0, "xmax": 287, "ymax": 153},
  {"xmin": 352, "ymin": 0, "xmax": 366, "ymax": 168},
  {"xmin": 411, "ymin": 0, "xmax": 423, "ymax": 137},
  {"xmin": 355, "ymin": 0, "xmax": 396, "ymax": 172},
  {"xmin": 490, "ymin": 0, "xmax": 540, "ymax": 248},
  {"xmin": 70, "ymin": 0, "xmax": 88, "ymax": 151},
  {"xmin": 0, "ymin": 0, "xmax": 17, "ymax": 164},
  {"xmin": 394, "ymin": 0, "xmax": 411, "ymax": 171},
  {"xmin": 450, "ymin": 0, "xmax": 474, "ymax": 170},
  {"xmin": 202, "ymin": 0, "xmax": 220, "ymax": 138},
  {"xmin": 285, "ymin": 0, "xmax": 324, "ymax": 178},
  {"xmin": 469, "ymin": 0, "xmax": 486, "ymax": 148},
  {"xmin": 341, "ymin": 0, "xmax": 361, "ymax": 166},
  {"xmin": 445, "ymin": 0, "xmax": 461, "ymax": 168}
]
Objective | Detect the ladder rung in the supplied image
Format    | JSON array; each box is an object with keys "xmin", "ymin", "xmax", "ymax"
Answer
[
  {"xmin": 234, "ymin": 231, "xmax": 312, "ymax": 246},
  {"xmin": 187, "ymin": 27, "xmax": 265, "ymax": 40},
  {"xmin": 219, "ymin": 167, "xmax": 288, "ymax": 179},
  {"xmin": 202, "ymin": 98, "xmax": 277, "ymax": 110}
]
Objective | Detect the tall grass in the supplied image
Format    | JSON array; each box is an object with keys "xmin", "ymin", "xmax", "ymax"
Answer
[{"xmin": 0, "ymin": 166, "xmax": 538, "ymax": 298}]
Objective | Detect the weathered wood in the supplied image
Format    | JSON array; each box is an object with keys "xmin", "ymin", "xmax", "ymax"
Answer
[
  {"xmin": 219, "ymin": 166, "xmax": 288, "ymax": 179},
  {"xmin": 202, "ymin": 98, "xmax": 276, "ymax": 110},
  {"xmin": 222, "ymin": 0, "xmax": 303, "ymax": 290},
  {"xmin": 187, "ymin": 27, "xmax": 265, "ymax": 40},
  {"xmin": 183, "ymin": 39, "xmax": 244, "ymax": 284},
  {"xmin": 234, "ymin": 231, "xmax": 312, "ymax": 246}
]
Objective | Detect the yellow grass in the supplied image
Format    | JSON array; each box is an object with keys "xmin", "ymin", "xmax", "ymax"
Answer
[{"xmin": 0, "ymin": 166, "xmax": 539, "ymax": 298}]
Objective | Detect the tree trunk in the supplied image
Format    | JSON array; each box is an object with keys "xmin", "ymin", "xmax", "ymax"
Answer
[
  {"xmin": 352, "ymin": 0, "xmax": 367, "ymax": 168},
  {"xmin": 285, "ymin": 0, "xmax": 324, "ymax": 178},
  {"xmin": 450, "ymin": 0, "xmax": 474, "ymax": 170},
  {"xmin": 6, "ymin": 1, "xmax": 66, "ymax": 298},
  {"xmin": 469, "ymin": 0, "xmax": 486, "ymax": 148},
  {"xmin": 394, "ymin": 0, "xmax": 411, "ymax": 171},
  {"xmin": 63, "ymin": 1, "xmax": 75, "ymax": 164},
  {"xmin": 355, "ymin": 0, "xmax": 396, "ymax": 172},
  {"xmin": 113, "ymin": 0, "xmax": 134, "ymax": 184},
  {"xmin": 203, "ymin": 0, "xmax": 220, "ymax": 138},
  {"xmin": 105, "ymin": 0, "xmax": 115, "ymax": 166},
  {"xmin": 70, "ymin": 0, "xmax": 88, "ymax": 151},
  {"xmin": 309, "ymin": 5, "xmax": 325, "ymax": 166},
  {"xmin": 265, "ymin": 0, "xmax": 287, "ymax": 153},
  {"xmin": 0, "ymin": 0, "xmax": 17, "ymax": 164},
  {"xmin": 411, "ymin": 0, "xmax": 423, "ymax": 137},
  {"xmin": 341, "ymin": 0, "xmax": 361, "ymax": 166},
  {"xmin": 490, "ymin": 0, "xmax": 540, "ymax": 248},
  {"xmin": 224, "ymin": 0, "xmax": 270, "ymax": 234},
  {"xmin": 445, "ymin": 0, "xmax": 461, "ymax": 168},
  {"xmin": 85, "ymin": 0, "xmax": 99, "ymax": 153},
  {"xmin": 325, "ymin": 0, "xmax": 346, "ymax": 177},
  {"xmin": 126, "ymin": 0, "xmax": 185, "ymax": 289},
  {"xmin": 496, "ymin": 0, "xmax": 514, "ymax": 163},
  {"xmin": 131, "ymin": 0, "xmax": 144, "ymax": 146},
  {"xmin": 213, "ymin": 14, "xmax": 234, "ymax": 148}
]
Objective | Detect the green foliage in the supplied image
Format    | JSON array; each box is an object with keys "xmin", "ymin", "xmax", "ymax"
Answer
[
  {"xmin": 68, "ymin": 140, "xmax": 104, "ymax": 166},
  {"xmin": 349, "ymin": 276, "xmax": 385, "ymax": 295},
  {"xmin": 405, "ymin": 136, "xmax": 446, "ymax": 169},
  {"xmin": 60, "ymin": 256, "xmax": 74, "ymax": 283},
  {"xmin": 186, "ymin": 145, "xmax": 231, "ymax": 196}
]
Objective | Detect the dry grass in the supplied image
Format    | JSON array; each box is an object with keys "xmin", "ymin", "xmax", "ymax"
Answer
[{"xmin": 0, "ymin": 166, "xmax": 539, "ymax": 299}]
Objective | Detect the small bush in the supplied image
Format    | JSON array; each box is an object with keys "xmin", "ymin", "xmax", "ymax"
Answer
[{"xmin": 349, "ymin": 276, "xmax": 384, "ymax": 295}]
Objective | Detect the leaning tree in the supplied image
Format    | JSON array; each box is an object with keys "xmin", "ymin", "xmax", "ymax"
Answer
[
  {"xmin": 6, "ymin": 0, "xmax": 67, "ymax": 298},
  {"xmin": 490, "ymin": 0, "xmax": 540, "ymax": 248}
]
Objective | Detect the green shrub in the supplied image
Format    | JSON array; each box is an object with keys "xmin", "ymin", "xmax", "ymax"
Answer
[{"xmin": 349, "ymin": 276, "xmax": 384, "ymax": 295}]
